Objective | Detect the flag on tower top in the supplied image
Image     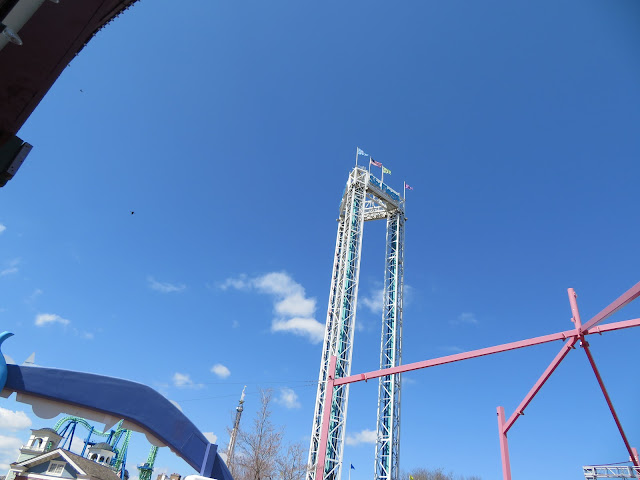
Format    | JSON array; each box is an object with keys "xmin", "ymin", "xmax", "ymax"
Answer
[
  {"xmin": 404, "ymin": 183, "xmax": 413, "ymax": 190},
  {"xmin": 351, "ymin": 464, "xmax": 355, "ymax": 470},
  {"xmin": 382, "ymin": 166, "xmax": 391, "ymax": 175},
  {"xmin": 370, "ymin": 159, "xmax": 382, "ymax": 168},
  {"xmin": 357, "ymin": 147, "xmax": 369, "ymax": 157}
]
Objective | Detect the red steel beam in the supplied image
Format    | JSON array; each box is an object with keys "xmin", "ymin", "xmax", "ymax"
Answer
[
  {"xmin": 581, "ymin": 281, "xmax": 640, "ymax": 333},
  {"xmin": 496, "ymin": 407, "xmax": 512, "ymax": 480},
  {"xmin": 502, "ymin": 335, "xmax": 579, "ymax": 434},
  {"xmin": 314, "ymin": 355, "xmax": 337, "ymax": 480},
  {"xmin": 582, "ymin": 342, "xmax": 640, "ymax": 467},
  {"xmin": 334, "ymin": 317, "xmax": 640, "ymax": 388}
]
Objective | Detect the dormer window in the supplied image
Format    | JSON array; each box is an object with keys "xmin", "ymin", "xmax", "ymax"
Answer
[{"xmin": 46, "ymin": 461, "xmax": 65, "ymax": 476}]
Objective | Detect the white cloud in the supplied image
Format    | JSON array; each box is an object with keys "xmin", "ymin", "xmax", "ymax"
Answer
[
  {"xmin": 210, "ymin": 363, "xmax": 231, "ymax": 379},
  {"xmin": 275, "ymin": 293, "xmax": 315, "ymax": 317},
  {"xmin": 451, "ymin": 312, "xmax": 478, "ymax": 325},
  {"xmin": 147, "ymin": 276, "xmax": 186, "ymax": 293},
  {"xmin": 0, "ymin": 433, "xmax": 23, "ymax": 468},
  {"xmin": 277, "ymin": 388, "xmax": 301, "ymax": 409},
  {"xmin": 203, "ymin": 432, "xmax": 217, "ymax": 443},
  {"xmin": 221, "ymin": 272, "xmax": 324, "ymax": 343},
  {"xmin": 0, "ymin": 407, "xmax": 31, "ymax": 431},
  {"xmin": 271, "ymin": 317, "xmax": 324, "ymax": 344},
  {"xmin": 0, "ymin": 224, "xmax": 6, "ymax": 234},
  {"xmin": 35, "ymin": 313, "xmax": 70, "ymax": 327},
  {"xmin": 172, "ymin": 372, "xmax": 203, "ymax": 389},
  {"xmin": 0, "ymin": 258, "xmax": 20, "ymax": 276},
  {"xmin": 361, "ymin": 287, "xmax": 384, "ymax": 314},
  {"xmin": 253, "ymin": 272, "xmax": 303, "ymax": 297},
  {"xmin": 346, "ymin": 429, "xmax": 377, "ymax": 446}
]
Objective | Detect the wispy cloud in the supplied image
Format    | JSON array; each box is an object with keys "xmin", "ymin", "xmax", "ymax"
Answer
[
  {"xmin": 26, "ymin": 288, "xmax": 43, "ymax": 304},
  {"xmin": 451, "ymin": 312, "xmax": 478, "ymax": 325},
  {"xmin": 203, "ymin": 432, "xmax": 217, "ymax": 443},
  {"xmin": 346, "ymin": 429, "xmax": 377, "ymax": 446},
  {"xmin": 440, "ymin": 345, "xmax": 465, "ymax": 353},
  {"xmin": 0, "ymin": 407, "xmax": 31, "ymax": 431},
  {"xmin": 211, "ymin": 363, "xmax": 231, "ymax": 379},
  {"xmin": 361, "ymin": 287, "xmax": 384, "ymax": 314},
  {"xmin": 220, "ymin": 272, "xmax": 324, "ymax": 343},
  {"xmin": 148, "ymin": 276, "xmax": 186, "ymax": 293},
  {"xmin": 361, "ymin": 284, "xmax": 415, "ymax": 313},
  {"xmin": 218, "ymin": 275, "xmax": 251, "ymax": 291},
  {"xmin": 172, "ymin": 372, "xmax": 203, "ymax": 389},
  {"xmin": 0, "ymin": 258, "xmax": 19, "ymax": 276},
  {"xmin": 35, "ymin": 313, "xmax": 70, "ymax": 327},
  {"xmin": 277, "ymin": 388, "xmax": 301, "ymax": 409},
  {"xmin": 0, "ymin": 224, "xmax": 6, "ymax": 234}
]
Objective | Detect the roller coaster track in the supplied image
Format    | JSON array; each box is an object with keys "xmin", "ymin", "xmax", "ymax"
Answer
[{"xmin": 54, "ymin": 416, "xmax": 131, "ymax": 472}]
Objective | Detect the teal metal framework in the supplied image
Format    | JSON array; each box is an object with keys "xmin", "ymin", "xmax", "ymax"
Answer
[{"xmin": 308, "ymin": 165, "xmax": 405, "ymax": 480}]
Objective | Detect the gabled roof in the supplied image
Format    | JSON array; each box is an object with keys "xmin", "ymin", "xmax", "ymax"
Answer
[{"xmin": 15, "ymin": 448, "xmax": 121, "ymax": 480}]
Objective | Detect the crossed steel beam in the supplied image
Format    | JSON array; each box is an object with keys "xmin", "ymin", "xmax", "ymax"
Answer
[{"xmin": 314, "ymin": 281, "xmax": 640, "ymax": 480}]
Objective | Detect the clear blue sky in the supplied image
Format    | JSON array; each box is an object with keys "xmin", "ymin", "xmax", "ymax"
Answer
[{"xmin": 2, "ymin": 1, "xmax": 640, "ymax": 479}]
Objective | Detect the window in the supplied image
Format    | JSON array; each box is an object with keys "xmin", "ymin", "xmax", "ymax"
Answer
[{"xmin": 46, "ymin": 461, "xmax": 65, "ymax": 476}]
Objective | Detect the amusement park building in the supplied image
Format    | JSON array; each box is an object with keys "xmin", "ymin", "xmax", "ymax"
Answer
[{"xmin": 5, "ymin": 428, "xmax": 122, "ymax": 480}]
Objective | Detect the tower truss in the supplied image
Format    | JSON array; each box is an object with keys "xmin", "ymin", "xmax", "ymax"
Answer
[{"xmin": 308, "ymin": 165, "xmax": 405, "ymax": 480}]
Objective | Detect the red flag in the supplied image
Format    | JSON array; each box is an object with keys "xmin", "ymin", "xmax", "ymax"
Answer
[{"xmin": 404, "ymin": 183, "xmax": 413, "ymax": 190}]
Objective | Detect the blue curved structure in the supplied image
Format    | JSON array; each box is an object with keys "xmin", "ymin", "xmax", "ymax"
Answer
[
  {"xmin": 0, "ymin": 331, "xmax": 14, "ymax": 391},
  {"xmin": 3, "ymin": 364, "xmax": 232, "ymax": 480}
]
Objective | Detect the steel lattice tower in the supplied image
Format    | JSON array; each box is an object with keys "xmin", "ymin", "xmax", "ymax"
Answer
[{"xmin": 308, "ymin": 165, "xmax": 405, "ymax": 480}]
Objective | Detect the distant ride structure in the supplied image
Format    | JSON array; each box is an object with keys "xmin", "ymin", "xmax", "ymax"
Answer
[
  {"xmin": 225, "ymin": 386, "xmax": 246, "ymax": 477},
  {"xmin": 54, "ymin": 416, "xmax": 132, "ymax": 477},
  {"xmin": 308, "ymin": 161, "xmax": 405, "ymax": 480}
]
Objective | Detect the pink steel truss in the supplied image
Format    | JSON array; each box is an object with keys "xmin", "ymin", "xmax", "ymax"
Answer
[{"xmin": 315, "ymin": 281, "xmax": 640, "ymax": 479}]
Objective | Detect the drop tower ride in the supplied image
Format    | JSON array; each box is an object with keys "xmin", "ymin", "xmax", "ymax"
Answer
[{"xmin": 308, "ymin": 163, "xmax": 405, "ymax": 480}]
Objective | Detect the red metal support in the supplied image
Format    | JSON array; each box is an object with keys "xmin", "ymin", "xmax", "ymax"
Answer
[
  {"xmin": 333, "ymin": 317, "xmax": 640, "ymax": 388},
  {"xmin": 581, "ymin": 281, "xmax": 640, "ymax": 332},
  {"xmin": 313, "ymin": 284, "xmax": 640, "ymax": 480},
  {"xmin": 496, "ymin": 407, "xmax": 511, "ymax": 480},
  {"xmin": 581, "ymin": 342, "xmax": 640, "ymax": 467},
  {"xmin": 568, "ymin": 288, "xmax": 582, "ymax": 333},
  {"xmin": 503, "ymin": 335, "xmax": 578, "ymax": 434},
  {"xmin": 314, "ymin": 355, "xmax": 337, "ymax": 480}
]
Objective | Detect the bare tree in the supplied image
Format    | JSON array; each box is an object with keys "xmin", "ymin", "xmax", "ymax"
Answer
[
  {"xmin": 234, "ymin": 389, "xmax": 283, "ymax": 480},
  {"xmin": 275, "ymin": 442, "xmax": 307, "ymax": 480},
  {"xmin": 402, "ymin": 467, "xmax": 481, "ymax": 480}
]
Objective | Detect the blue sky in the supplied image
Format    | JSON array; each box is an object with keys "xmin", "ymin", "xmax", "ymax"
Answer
[{"xmin": 1, "ymin": 0, "xmax": 640, "ymax": 479}]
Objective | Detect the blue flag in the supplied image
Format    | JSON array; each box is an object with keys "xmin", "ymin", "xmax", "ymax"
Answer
[
  {"xmin": 357, "ymin": 147, "xmax": 369, "ymax": 157},
  {"xmin": 351, "ymin": 464, "xmax": 355, "ymax": 470}
]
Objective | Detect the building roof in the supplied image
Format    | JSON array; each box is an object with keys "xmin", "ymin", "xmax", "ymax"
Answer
[
  {"xmin": 31, "ymin": 427, "xmax": 60, "ymax": 436},
  {"xmin": 64, "ymin": 450, "xmax": 121, "ymax": 480},
  {"xmin": 90, "ymin": 443, "xmax": 115, "ymax": 452},
  {"xmin": 14, "ymin": 448, "xmax": 122, "ymax": 480}
]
